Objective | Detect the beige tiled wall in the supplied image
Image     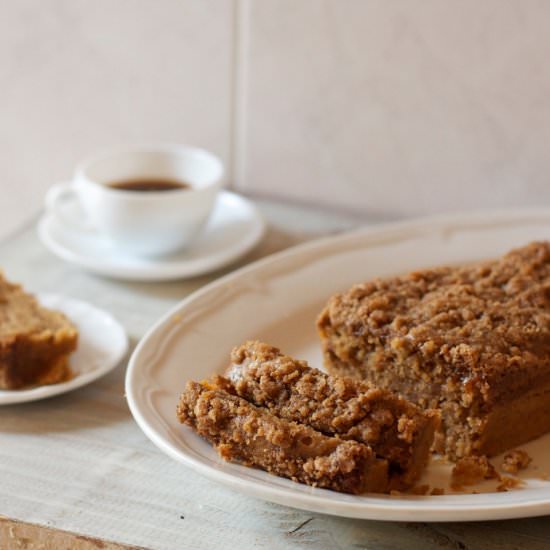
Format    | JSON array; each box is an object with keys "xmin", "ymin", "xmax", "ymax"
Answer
[
  {"xmin": 239, "ymin": 0, "xmax": 550, "ymax": 216},
  {"xmin": 1, "ymin": 0, "xmax": 549, "ymax": 237}
]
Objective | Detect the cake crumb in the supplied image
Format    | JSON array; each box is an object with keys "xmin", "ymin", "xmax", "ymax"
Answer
[
  {"xmin": 409, "ymin": 484, "xmax": 430, "ymax": 495},
  {"xmin": 497, "ymin": 476, "xmax": 524, "ymax": 492},
  {"xmin": 451, "ymin": 455, "xmax": 498, "ymax": 489},
  {"xmin": 430, "ymin": 487, "xmax": 445, "ymax": 495},
  {"xmin": 501, "ymin": 449, "xmax": 532, "ymax": 474}
]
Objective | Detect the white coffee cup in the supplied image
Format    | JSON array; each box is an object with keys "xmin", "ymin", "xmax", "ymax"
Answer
[{"xmin": 45, "ymin": 145, "xmax": 224, "ymax": 256}]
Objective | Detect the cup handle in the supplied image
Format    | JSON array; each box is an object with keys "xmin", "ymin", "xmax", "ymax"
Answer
[{"xmin": 45, "ymin": 182, "xmax": 95, "ymax": 232}]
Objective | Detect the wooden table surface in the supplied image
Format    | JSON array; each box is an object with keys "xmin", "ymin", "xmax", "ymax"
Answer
[{"xmin": 2, "ymin": 198, "xmax": 550, "ymax": 550}]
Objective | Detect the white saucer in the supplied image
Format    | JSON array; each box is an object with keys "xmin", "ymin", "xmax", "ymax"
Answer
[
  {"xmin": 37, "ymin": 191, "xmax": 265, "ymax": 281},
  {"xmin": 0, "ymin": 293, "xmax": 128, "ymax": 405}
]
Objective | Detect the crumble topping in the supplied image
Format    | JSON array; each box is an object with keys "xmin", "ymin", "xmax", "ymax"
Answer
[{"xmin": 501, "ymin": 449, "xmax": 532, "ymax": 474}]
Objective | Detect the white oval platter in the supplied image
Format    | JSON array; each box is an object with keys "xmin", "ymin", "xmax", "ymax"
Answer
[{"xmin": 126, "ymin": 209, "xmax": 550, "ymax": 521}]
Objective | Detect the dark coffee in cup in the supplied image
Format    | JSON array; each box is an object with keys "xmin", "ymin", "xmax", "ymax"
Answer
[{"xmin": 109, "ymin": 179, "xmax": 190, "ymax": 192}]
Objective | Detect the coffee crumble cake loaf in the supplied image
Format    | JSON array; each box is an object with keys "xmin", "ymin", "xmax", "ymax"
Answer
[
  {"xmin": 0, "ymin": 274, "xmax": 78, "ymax": 389},
  {"xmin": 317, "ymin": 241, "xmax": 550, "ymax": 459},
  {"xmin": 177, "ymin": 380, "xmax": 389, "ymax": 494},
  {"xmin": 226, "ymin": 341, "xmax": 437, "ymax": 489}
]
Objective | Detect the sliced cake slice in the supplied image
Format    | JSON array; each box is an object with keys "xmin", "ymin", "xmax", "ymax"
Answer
[
  {"xmin": 177, "ymin": 380, "xmax": 389, "ymax": 494},
  {"xmin": 225, "ymin": 341, "xmax": 437, "ymax": 489}
]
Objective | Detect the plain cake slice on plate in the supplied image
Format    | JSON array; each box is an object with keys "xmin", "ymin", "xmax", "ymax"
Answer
[{"xmin": 0, "ymin": 274, "xmax": 78, "ymax": 389}]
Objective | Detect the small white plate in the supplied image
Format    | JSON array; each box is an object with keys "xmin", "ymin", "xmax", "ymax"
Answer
[
  {"xmin": 0, "ymin": 293, "xmax": 128, "ymax": 405},
  {"xmin": 37, "ymin": 191, "xmax": 265, "ymax": 281},
  {"xmin": 126, "ymin": 208, "xmax": 550, "ymax": 522}
]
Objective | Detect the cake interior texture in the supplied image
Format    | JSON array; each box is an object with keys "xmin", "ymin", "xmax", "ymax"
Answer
[
  {"xmin": 0, "ymin": 274, "xmax": 78, "ymax": 389},
  {"xmin": 317, "ymin": 241, "xmax": 550, "ymax": 459}
]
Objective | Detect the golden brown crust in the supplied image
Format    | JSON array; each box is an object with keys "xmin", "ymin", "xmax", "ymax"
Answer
[
  {"xmin": 226, "ymin": 341, "xmax": 437, "ymax": 489},
  {"xmin": 0, "ymin": 274, "xmax": 78, "ymax": 389},
  {"xmin": 177, "ymin": 381, "xmax": 389, "ymax": 494},
  {"xmin": 318, "ymin": 242, "xmax": 550, "ymax": 458}
]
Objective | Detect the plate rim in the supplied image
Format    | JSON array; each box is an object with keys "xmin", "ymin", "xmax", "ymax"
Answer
[
  {"xmin": 37, "ymin": 190, "xmax": 266, "ymax": 281},
  {"xmin": 125, "ymin": 207, "xmax": 550, "ymax": 521},
  {"xmin": 0, "ymin": 293, "xmax": 129, "ymax": 405}
]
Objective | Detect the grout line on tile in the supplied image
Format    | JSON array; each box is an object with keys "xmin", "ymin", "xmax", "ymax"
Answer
[{"xmin": 228, "ymin": 0, "xmax": 250, "ymax": 190}]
